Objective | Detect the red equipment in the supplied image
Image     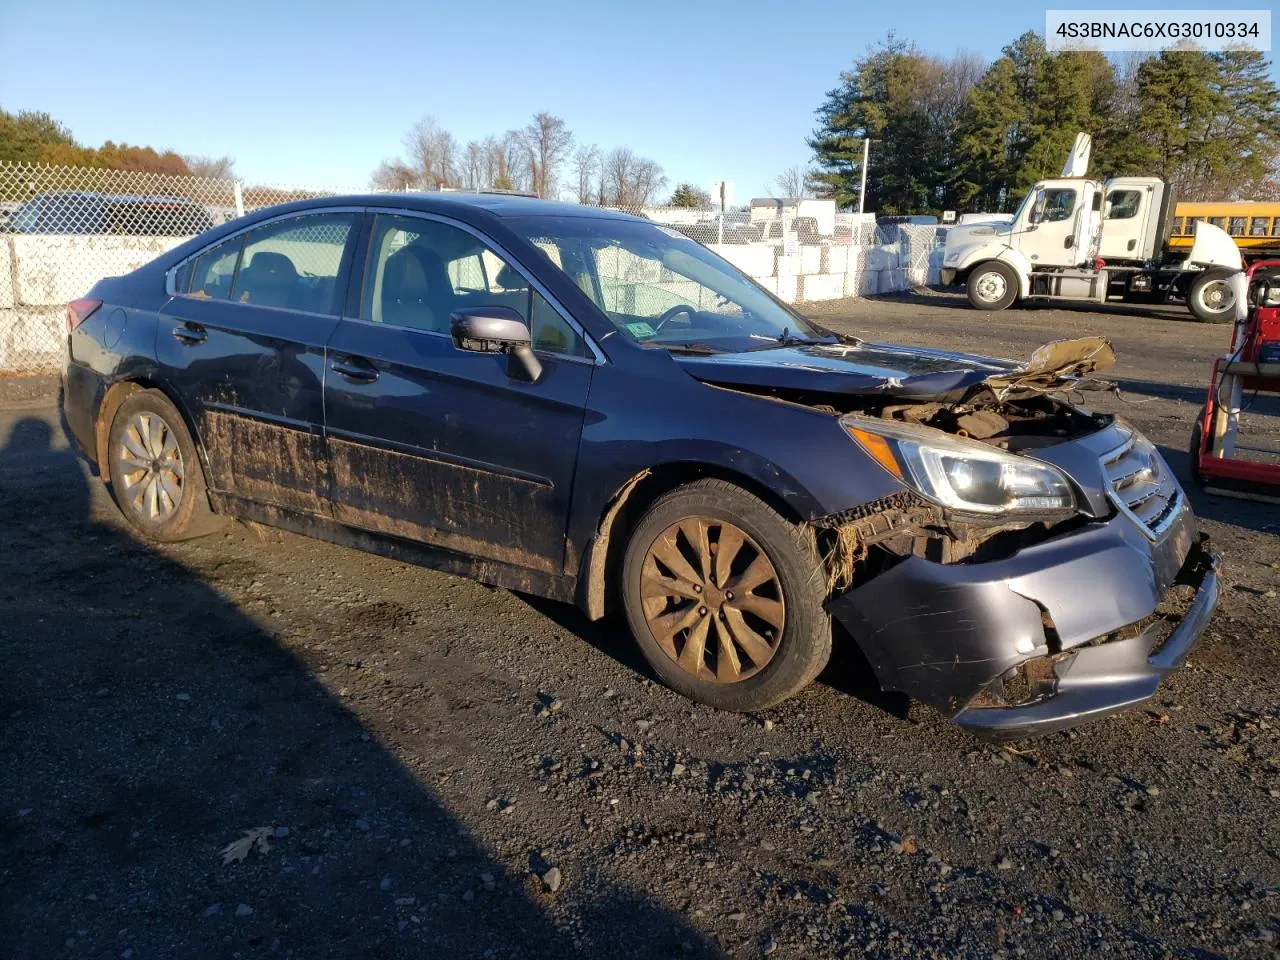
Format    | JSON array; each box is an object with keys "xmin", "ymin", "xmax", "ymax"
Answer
[{"xmin": 1191, "ymin": 259, "xmax": 1280, "ymax": 501}]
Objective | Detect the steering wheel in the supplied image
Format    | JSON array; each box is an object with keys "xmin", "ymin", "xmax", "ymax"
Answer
[{"xmin": 652, "ymin": 303, "xmax": 696, "ymax": 334}]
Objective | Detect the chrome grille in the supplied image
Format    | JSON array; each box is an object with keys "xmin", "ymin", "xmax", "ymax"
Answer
[{"xmin": 1101, "ymin": 428, "xmax": 1182, "ymax": 539}]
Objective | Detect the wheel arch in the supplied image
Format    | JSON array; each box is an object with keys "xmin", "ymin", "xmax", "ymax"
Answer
[
  {"xmin": 96, "ymin": 378, "xmax": 214, "ymax": 492},
  {"xmin": 575, "ymin": 460, "xmax": 808, "ymax": 622}
]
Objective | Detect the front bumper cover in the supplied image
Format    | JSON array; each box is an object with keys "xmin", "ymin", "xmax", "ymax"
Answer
[
  {"xmin": 939, "ymin": 267, "xmax": 957, "ymax": 286},
  {"xmin": 828, "ymin": 506, "xmax": 1219, "ymax": 739}
]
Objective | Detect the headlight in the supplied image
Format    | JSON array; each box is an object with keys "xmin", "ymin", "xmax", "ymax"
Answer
[{"xmin": 841, "ymin": 416, "xmax": 1077, "ymax": 515}]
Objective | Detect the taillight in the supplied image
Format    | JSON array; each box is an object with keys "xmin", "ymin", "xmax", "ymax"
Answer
[{"xmin": 67, "ymin": 298, "xmax": 102, "ymax": 333}]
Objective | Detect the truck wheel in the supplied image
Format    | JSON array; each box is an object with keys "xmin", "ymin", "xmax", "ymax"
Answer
[
  {"xmin": 966, "ymin": 262, "xmax": 1019, "ymax": 311},
  {"xmin": 1188, "ymin": 270, "xmax": 1236, "ymax": 323},
  {"xmin": 621, "ymin": 479, "xmax": 831, "ymax": 712}
]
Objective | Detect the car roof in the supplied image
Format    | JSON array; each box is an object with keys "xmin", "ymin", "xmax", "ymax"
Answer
[{"xmin": 255, "ymin": 192, "xmax": 648, "ymax": 224}]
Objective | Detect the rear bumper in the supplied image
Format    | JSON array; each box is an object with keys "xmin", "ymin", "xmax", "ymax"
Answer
[{"xmin": 828, "ymin": 503, "xmax": 1219, "ymax": 739}]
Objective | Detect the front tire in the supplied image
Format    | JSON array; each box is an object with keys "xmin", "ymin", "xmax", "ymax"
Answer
[
  {"xmin": 1188, "ymin": 269, "xmax": 1236, "ymax": 323},
  {"xmin": 106, "ymin": 389, "xmax": 219, "ymax": 541},
  {"xmin": 966, "ymin": 261, "xmax": 1019, "ymax": 311},
  {"xmin": 620, "ymin": 479, "xmax": 831, "ymax": 712}
]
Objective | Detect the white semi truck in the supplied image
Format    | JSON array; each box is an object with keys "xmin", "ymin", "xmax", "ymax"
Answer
[{"xmin": 939, "ymin": 134, "xmax": 1244, "ymax": 322}]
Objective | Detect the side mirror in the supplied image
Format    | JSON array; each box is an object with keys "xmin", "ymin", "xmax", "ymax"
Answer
[
  {"xmin": 450, "ymin": 306, "xmax": 542, "ymax": 382},
  {"xmin": 1029, "ymin": 190, "xmax": 1047, "ymax": 226}
]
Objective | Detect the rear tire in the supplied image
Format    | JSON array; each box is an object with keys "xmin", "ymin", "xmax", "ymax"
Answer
[
  {"xmin": 106, "ymin": 389, "xmax": 219, "ymax": 541},
  {"xmin": 620, "ymin": 479, "xmax": 831, "ymax": 712},
  {"xmin": 966, "ymin": 261, "xmax": 1019, "ymax": 311},
  {"xmin": 1188, "ymin": 269, "xmax": 1236, "ymax": 323}
]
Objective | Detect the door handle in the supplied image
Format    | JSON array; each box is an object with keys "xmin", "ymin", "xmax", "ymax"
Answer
[
  {"xmin": 171, "ymin": 321, "xmax": 206, "ymax": 345},
  {"xmin": 331, "ymin": 356, "xmax": 379, "ymax": 384}
]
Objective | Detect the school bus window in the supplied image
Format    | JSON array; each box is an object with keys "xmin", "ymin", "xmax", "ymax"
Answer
[
  {"xmin": 1208, "ymin": 216, "xmax": 1225, "ymax": 228},
  {"xmin": 1171, "ymin": 217, "xmax": 1184, "ymax": 235},
  {"xmin": 1251, "ymin": 217, "xmax": 1270, "ymax": 237},
  {"xmin": 1228, "ymin": 217, "xmax": 1246, "ymax": 235},
  {"xmin": 1273, "ymin": 218, "xmax": 1280, "ymax": 237}
]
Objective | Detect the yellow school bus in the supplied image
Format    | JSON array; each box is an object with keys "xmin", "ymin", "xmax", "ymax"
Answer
[{"xmin": 1169, "ymin": 202, "xmax": 1280, "ymax": 256}]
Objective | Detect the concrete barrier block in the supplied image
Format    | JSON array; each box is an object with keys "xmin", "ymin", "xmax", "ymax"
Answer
[
  {"xmin": 776, "ymin": 273, "xmax": 798, "ymax": 303},
  {"xmin": 843, "ymin": 269, "xmax": 861, "ymax": 298},
  {"xmin": 0, "ymin": 240, "xmax": 13, "ymax": 310},
  {"xmin": 863, "ymin": 246, "xmax": 899, "ymax": 272},
  {"xmin": 859, "ymin": 270, "xmax": 883, "ymax": 297},
  {"xmin": 0, "ymin": 306, "xmax": 66, "ymax": 372},
  {"xmin": 775, "ymin": 254, "xmax": 801, "ymax": 280},
  {"xmin": 825, "ymin": 245, "xmax": 849, "ymax": 274},
  {"xmin": 800, "ymin": 246, "xmax": 822, "ymax": 275},
  {"xmin": 708, "ymin": 242, "xmax": 775, "ymax": 278},
  {"xmin": 799, "ymin": 272, "xmax": 843, "ymax": 302},
  {"xmin": 13, "ymin": 235, "xmax": 184, "ymax": 306},
  {"xmin": 752, "ymin": 275, "xmax": 779, "ymax": 295}
]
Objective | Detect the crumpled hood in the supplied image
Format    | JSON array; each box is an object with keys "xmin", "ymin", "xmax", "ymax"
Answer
[{"xmin": 674, "ymin": 341, "xmax": 1022, "ymax": 400}]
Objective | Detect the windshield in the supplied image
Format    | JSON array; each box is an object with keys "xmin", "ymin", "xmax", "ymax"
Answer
[{"xmin": 510, "ymin": 215, "xmax": 832, "ymax": 352}]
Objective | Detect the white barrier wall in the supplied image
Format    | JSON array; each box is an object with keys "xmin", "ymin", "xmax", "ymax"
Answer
[{"xmin": 0, "ymin": 228, "xmax": 948, "ymax": 373}]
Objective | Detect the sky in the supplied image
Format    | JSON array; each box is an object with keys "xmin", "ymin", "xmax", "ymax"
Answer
[{"xmin": 1, "ymin": 0, "xmax": 1275, "ymax": 200}]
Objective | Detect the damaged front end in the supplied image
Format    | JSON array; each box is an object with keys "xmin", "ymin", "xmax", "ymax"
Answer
[{"xmin": 790, "ymin": 337, "xmax": 1220, "ymax": 739}]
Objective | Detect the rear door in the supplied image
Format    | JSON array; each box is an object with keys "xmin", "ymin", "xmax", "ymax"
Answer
[
  {"xmin": 157, "ymin": 210, "xmax": 360, "ymax": 514},
  {"xmin": 322, "ymin": 212, "xmax": 596, "ymax": 574}
]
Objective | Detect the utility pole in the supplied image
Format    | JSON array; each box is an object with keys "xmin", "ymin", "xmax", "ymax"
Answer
[{"xmin": 857, "ymin": 138, "xmax": 871, "ymax": 215}]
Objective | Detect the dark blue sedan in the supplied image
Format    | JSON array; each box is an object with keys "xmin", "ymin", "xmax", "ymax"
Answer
[{"xmin": 61, "ymin": 193, "xmax": 1219, "ymax": 738}]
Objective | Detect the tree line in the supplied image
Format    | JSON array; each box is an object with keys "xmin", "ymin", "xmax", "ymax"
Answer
[
  {"xmin": 371, "ymin": 112, "xmax": 673, "ymax": 209},
  {"xmin": 808, "ymin": 33, "xmax": 1280, "ymax": 214},
  {"xmin": 0, "ymin": 108, "xmax": 235, "ymax": 179}
]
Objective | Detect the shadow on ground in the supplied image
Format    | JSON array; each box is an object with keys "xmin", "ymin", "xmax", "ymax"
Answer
[{"xmin": 0, "ymin": 414, "xmax": 716, "ymax": 959}]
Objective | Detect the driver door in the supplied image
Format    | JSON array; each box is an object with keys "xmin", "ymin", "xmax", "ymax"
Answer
[
  {"xmin": 1016, "ymin": 184, "xmax": 1082, "ymax": 269},
  {"xmin": 323, "ymin": 213, "xmax": 596, "ymax": 575}
]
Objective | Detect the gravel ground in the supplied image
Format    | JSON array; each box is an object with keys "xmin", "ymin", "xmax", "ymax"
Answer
[{"xmin": 1, "ymin": 292, "xmax": 1277, "ymax": 959}]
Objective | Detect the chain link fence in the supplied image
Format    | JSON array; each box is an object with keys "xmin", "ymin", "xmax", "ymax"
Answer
[
  {"xmin": 0, "ymin": 161, "xmax": 353, "ymax": 372},
  {"xmin": 0, "ymin": 160, "xmax": 948, "ymax": 374}
]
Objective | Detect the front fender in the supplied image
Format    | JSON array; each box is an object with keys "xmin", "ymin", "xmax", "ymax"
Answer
[{"xmin": 993, "ymin": 248, "xmax": 1033, "ymax": 298}]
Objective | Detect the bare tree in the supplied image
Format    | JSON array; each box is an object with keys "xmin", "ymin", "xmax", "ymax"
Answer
[
  {"xmin": 460, "ymin": 140, "xmax": 485, "ymax": 189},
  {"xmin": 520, "ymin": 112, "xmax": 573, "ymax": 199},
  {"xmin": 602, "ymin": 147, "xmax": 668, "ymax": 209},
  {"xmin": 772, "ymin": 165, "xmax": 815, "ymax": 198},
  {"xmin": 370, "ymin": 158, "xmax": 419, "ymax": 191},
  {"xmin": 572, "ymin": 144, "xmax": 600, "ymax": 203},
  {"xmin": 183, "ymin": 155, "xmax": 236, "ymax": 179},
  {"xmin": 403, "ymin": 116, "xmax": 458, "ymax": 189}
]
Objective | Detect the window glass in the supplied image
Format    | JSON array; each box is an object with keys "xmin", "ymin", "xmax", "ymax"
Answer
[
  {"xmin": 1273, "ymin": 218, "xmax": 1280, "ymax": 237},
  {"xmin": 514, "ymin": 216, "xmax": 828, "ymax": 352},
  {"xmin": 231, "ymin": 213, "xmax": 354, "ymax": 314},
  {"xmin": 188, "ymin": 240, "xmax": 242, "ymax": 300},
  {"xmin": 361, "ymin": 214, "xmax": 588, "ymax": 357},
  {"xmin": 1105, "ymin": 190, "xmax": 1141, "ymax": 220},
  {"xmin": 1041, "ymin": 188, "xmax": 1076, "ymax": 223},
  {"xmin": 1171, "ymin": 217, "xmax": 1184, "ymax": 236},
  {"xmin": 530, "ymin": 290, "xmax": 589, "ymax": 357},
  {"xmin": 1250, "ymin": 217, "xmax": 1269, "ymax": 237},
  {"xmin": 1208, "ymin": 216, "xmax": 1225, "ymax": 228},
  {"xmin": 1229, "ymin": 217, "xmax": 1247, "ymax": 236}
]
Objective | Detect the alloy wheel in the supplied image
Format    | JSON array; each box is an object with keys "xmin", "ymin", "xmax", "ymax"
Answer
[
  {"xmin": 639, "ymin": 517, "xmax": 785, "ymax": 683},
  {"xmin": 116, "ymin": 412, "xmax": 185, "ymax": 523}
]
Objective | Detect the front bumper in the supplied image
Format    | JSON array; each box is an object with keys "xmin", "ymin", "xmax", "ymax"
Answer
[
  {"xmin": 828, "ymin": 506, "xmax": 1219, "ymax": 740},
  {"xmin": 939, "ymin": 267, "xmax": 957, "ymax": 286}
]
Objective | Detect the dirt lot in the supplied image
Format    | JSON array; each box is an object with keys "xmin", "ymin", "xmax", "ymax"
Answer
[{"xmin": 2, "ymin": 292, "xmax": 1278, "ymax": 959}]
